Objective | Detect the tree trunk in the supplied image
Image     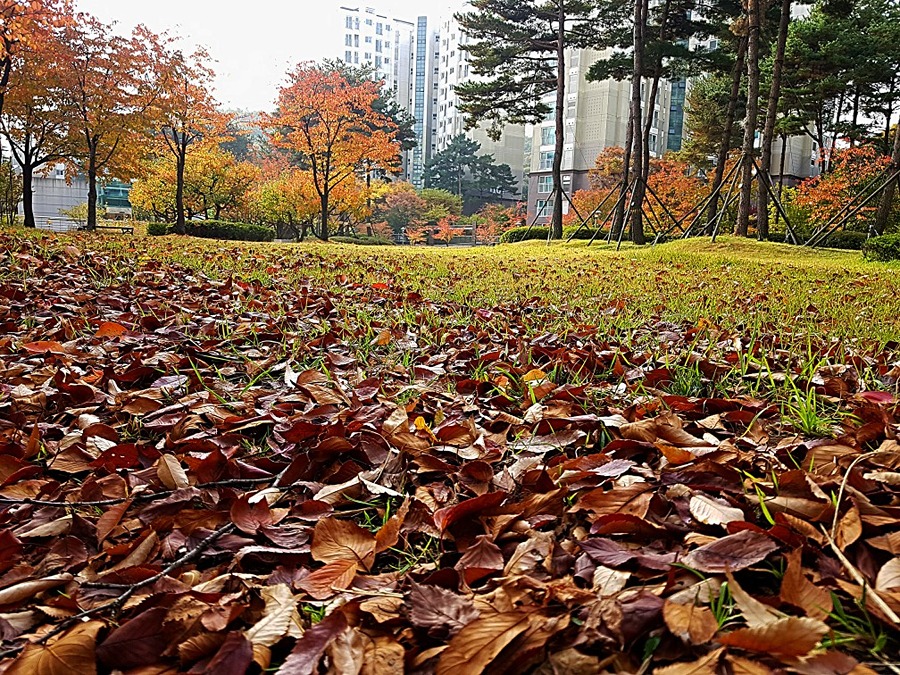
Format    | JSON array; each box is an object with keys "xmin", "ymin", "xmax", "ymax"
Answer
[
  {"xmin": 756, "ymin": 0, "xmax": 790, "ymax": 240},
  {"xmin": 642, "ymin": 0, "xmax": 670, "ymax": 187},
  {"xmin": 175, "ymin": 150, "xmax": 187, "ymax": 234},
  {"xmin": 873, "ymin": 118, "xmax": 900, "ymax": 236},
  {"xmin": 775, "ymin": 132, "xmax": 787, "ymax": 225},
  {"xmin": 736, "ymin": 0, "xmax": 761, "ymax": 237},
  {"xmin": 707, "ymin": 37, "xmax": 747, "ymax": 233},
  {"xmin": 630, "ymin": 0, "xmax": 647, "ymax": 245},
  {"xmin": 616, "ymin": 93, "xmax": 635, "ymax": 239},
  {"xmin": 550, "ymin": 1, "xmax": 566, "ymax": 240},
  {"xmin": 87, "ymin": 143, "xmax": 98, "ymax": 230},
  {"xmin": 320, "ymin": 191, "xmax": 330, "ymax": 241},
  {"xmin": 22, "ymin": 167, "xmax": 34, "ymax": 228},
  {"xmin": 0, "ymin": 55, "xmax": 10, "ymax": 120}
]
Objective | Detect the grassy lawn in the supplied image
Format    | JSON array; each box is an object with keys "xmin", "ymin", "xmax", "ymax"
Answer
[
  {"xmin": 1, "ymin": 227, "xmax": 899, "ymax": 671},
  {"xmin": 17, "ymin": 228, "xmax": 900, "ymax": 342}
]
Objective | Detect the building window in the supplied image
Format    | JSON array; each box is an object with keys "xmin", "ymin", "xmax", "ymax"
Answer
[
  {"xmin": 539, "ymin": 151, "xmax": 554, "ymax": 170},
  {"xmin": 354, "ymin": 35, "xmax": 359, "ymax": 48},
  {"xmin": 365, "ymin": 18, "xmax": 372, "ymax": 26},
  {"xmin": 376, "ymin": 23, "xmax": 383, "ymax": 35},
  {"xmin": 536, "ymin": 200, "xmax": 551, "ymax": 218},
  {"xmin": 346, "ymin": 16, "xmax": 353, "ymax": 29},
  {"xmin": 345, "ymin": 50, "xmax": 353, "ymax": 62},
  {"xmin": 537, "ymin": 176, "xmax": 553, "ymax": 193},
  {"xmin": 376, "ymin": 39, "xmax": 382, "ymax": 53},
  {"xmin": 346, "ymin": 34, "xmax": 353, "ymax": 46},
  {"xmin": 541, "ymin": 126, "xmax": 555, "ymax": 146},
  {"xmin": 365, "ymin": 35, "xmax": 372, "ymax": 43},
  {"xmin": 375, "ymin": 56, "xmax": 382, "ymax": 68}
]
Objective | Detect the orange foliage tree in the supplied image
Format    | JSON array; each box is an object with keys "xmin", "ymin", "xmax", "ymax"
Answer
[
  {"xmin": 154, "ymin": 47, "xmax": 224, "ymax": 233},
  {"xmin": 646, "ymin": 158, "xmax": 707, "ymax": 222},
  {"xmin": 0, "ymin": 7, "xmax": 76, "ymax": 228},
  {"xmin": 59, "ymin": 14, "xmax": 162, "ymax": 228},
  {"xmin": 473, "ymin": 202, "xmax": 523, "ymax": 244},
  {"xmin": 1, "ymin": 0, "xmax": 67, "ymax": 117},
  {"xmin": 434, "ymin": 215, "xmax": 464, "ymax": 246},
  {"xmin": 795, "ymin": 145, "xmax": 891, "ymax": 230},
  {"xmin": 405, "ymin": 222, "xmax": 429, "ymax": 245},
  {"xmin": 269, "ymin": 63, "xmax": 400, "ymax": 240},
  {"xmin": 564, "ymin": 148, "xmax": 705, "ymax": 232},
  {"xmin": 248, "ymin": 168, "xmax": 319, "ymax": 239}
]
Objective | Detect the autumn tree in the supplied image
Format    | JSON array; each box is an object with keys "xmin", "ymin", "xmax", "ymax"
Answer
[
  {"xmin": 154, "ymin": 47, "xmax": 223, "ymax": 233},
  {"xmin": 0, "ymin": 0, "xmax": 65, "ymax": 118},
  {"xmin": 59, "ymin": 16, "xmax": 161, "ymax": 229},
  {"xmin": 186, "ymin": 142, "xmax": 259, "ymax": 220},
  {"xmin": 379, "ymin": 182, "xmax": 427, "ymax": 233},
  {"xmin": 0, "ymin": 18, "xmax": 76, "ymax": 228},
  {"xmin": 269, "ymin": 63, "xmax": 400, "ymax": 241},
  {"xmin": 473, "ymin": 202, "xmax": 523, "ymax": 244},
  {"xmin": 456, "ymin": 0, "xmax": 601, "ymax": 239},
  {"xmin": 249, "ymin": 169, "xmax": 319, "ymax": 239},
  {"xmin": 795, "ymin": 145, "xmax": 891, "ymax": 231},
  {"xmin": 131, "ymin": 143, "xmax": 258, "ymax": 223},
  {"xmin": 434, "ymin": 215, "xmax": 464, "ymax": 246}
]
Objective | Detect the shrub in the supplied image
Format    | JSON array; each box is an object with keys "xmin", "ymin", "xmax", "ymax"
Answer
[
  {"xmin": 820, "ymin": 230, "xmax": 867, "ymax": 250},
  {"xmin": 863, "ymin": 233, "xmax": 900, "ymax": 262},
  {"xmin": 331, "ymin": 234, "xmax": 394, "ymax": 246},
  {"xmin": 149, "ymin": 220, "xmax": 274, "ymax": 241},
  {"xmin": 500, "ymin": 226, "xmax": 550, "ymax": 243},
  {"xmin": 190, "ymin": 220, "xmax": 274, "ymax": 242},
  {"xmin": 563, "ymin": 225, "xmax": 609, "ymax": 241}
]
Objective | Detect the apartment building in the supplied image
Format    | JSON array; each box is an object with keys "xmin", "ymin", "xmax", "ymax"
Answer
[
  {"xmin": 409, "ymin": 17, "xmax": 440, "ymax": 188},
  {"xmin": 336, "ymin": 6, "xmax": 439, "ymax": 186},
  {"xmin": 435, "ymin": 12, "xmax": 527, "ymax": 194}
]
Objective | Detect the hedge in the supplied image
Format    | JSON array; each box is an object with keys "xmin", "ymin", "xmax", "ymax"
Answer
[
  {"xmin": 862, "ymin": 233, "xmax": 900, "ymax": 262},
  {"xmin": 768, "ymin": 230, "xmax": 867, "ymax": 250},
  {"xmin": 499, "ymin": 226, "xmax": 549, "ymax": 243},
  {"xmin": 331, "ymin": 234, "xmax": 394, "ymax": 246},
  {"xmin": 147, "ymin": 220, "xmax": 275, "ymax": 242},
  {"xmin": 817, "ymin": 230, "xmax": 868, "ymax": 250},
  {"xmin": 500, "ymin": 225, "xmax": 612, "ymax": 244}
]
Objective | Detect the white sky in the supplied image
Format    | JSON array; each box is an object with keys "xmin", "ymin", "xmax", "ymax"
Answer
[{"xmin": 75, "ymin": 0, "xmax": 464, "ymax": 112}]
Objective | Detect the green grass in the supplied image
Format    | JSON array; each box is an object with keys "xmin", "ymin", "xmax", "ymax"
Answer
[{"xmin": 7, "ymin": 229, "xmax": 900, "ymax": 345}]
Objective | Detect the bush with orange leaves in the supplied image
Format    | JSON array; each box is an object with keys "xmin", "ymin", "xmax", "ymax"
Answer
[{"xmin": 795, "ymin": 146, "xmax": 891, "ymax": 231}]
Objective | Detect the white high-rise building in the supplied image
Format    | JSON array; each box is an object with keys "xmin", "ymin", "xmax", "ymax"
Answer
[
  {"xmin": 336, "ymin": 6, "xmax": 438, "ymax": 185},
  {"xmin": 435, "ymin": 11, "xmax": 527, "ymax": 195},
  {"xmin": 337, "ymin": 6, "xmax": 406, "ymax": 92}
]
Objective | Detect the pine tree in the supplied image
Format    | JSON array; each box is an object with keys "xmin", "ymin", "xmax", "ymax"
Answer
[{"xmin": 455, "ymin": 0, "xmax": 600, "ymax": 239}]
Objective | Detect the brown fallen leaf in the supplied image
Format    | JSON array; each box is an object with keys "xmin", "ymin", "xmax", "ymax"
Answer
[
  {"xmin": 780, "ymin": 550, "xmax": 832, "ymax": 620},
  {"xmin": 7, "ymin": 620, "xmax": 104, "ymax": 675},
  {"xmin": 311, "ymin": 518, "xmax": 376, "ymax": 571},
  {"xmin": 663, "ymin": 600, "xmax": 719, "ymax": 645},
  {"xmin": 436, "ymin": 610, "xmax": 537, "ymax": 675},
  {"xmin": 718, "ymin": 616, "xmax": 828, "ymax": 657},
  {"xmin": 156, "ymin": 454, "xmax": 190, "ymax": 489},
  {"xmin": 683, "ymin": 530, "xmax": 778, "ymax": 573},
  {"xmin": 654, "ymin": 647, "xmax": 724, "ymax": 675}
]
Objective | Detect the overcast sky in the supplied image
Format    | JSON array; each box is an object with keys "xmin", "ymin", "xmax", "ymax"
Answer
[{"xmin": 75, "ymin": 0, "xmax": 464, "ymax": 112}]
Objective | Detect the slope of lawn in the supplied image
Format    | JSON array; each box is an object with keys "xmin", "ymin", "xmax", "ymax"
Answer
[{"xmin": 0, "ymin": 227, "xmax": 898, "ymax": 673}]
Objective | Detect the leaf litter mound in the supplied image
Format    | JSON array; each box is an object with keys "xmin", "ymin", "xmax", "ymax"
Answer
[{"xmin": 0, "ymin": 231, "xmax": 899, "ymax": 674}]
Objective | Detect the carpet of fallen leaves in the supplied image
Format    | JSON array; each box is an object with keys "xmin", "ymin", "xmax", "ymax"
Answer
[{"xmin": 1, "ymin": 230, "xmax": 899, "ymax": 675}]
